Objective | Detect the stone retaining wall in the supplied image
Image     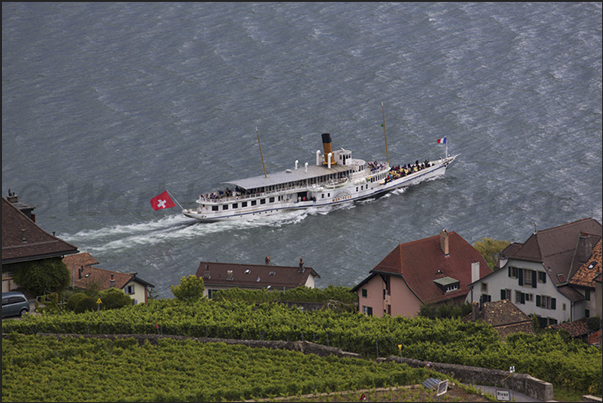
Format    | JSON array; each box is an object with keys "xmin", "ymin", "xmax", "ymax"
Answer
[{"xmin": 380, "ymin": 356, "xmax": 553, "ymax": 402}]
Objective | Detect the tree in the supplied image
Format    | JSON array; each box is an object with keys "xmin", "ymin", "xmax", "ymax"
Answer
[
  {"xmin": 473, "ymin": 237, "xmax": 511, "ymax": 270},
  {"xmin": 587, "ymin": 316, "xmax": 601, "ymax": 332},
  {"xmin": 8, "ymin": 258, "xmax": 70, "ymax": 296},
  {"xmin": 171, "ymin": 274, "xmax": 204, "ymax": 301}
]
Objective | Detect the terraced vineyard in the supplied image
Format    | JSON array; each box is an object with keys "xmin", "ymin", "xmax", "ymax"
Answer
[
  {"xmin": 2, "ymin": 298, "xmax": 601, "ymax": 396},
  {"xmin": 3, "ymin": 333, "xmax": 437, "ymax": 402}
]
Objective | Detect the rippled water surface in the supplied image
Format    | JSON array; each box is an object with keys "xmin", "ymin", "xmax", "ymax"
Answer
[{"xmin": 3, "ymin": 3, "xmax": 601, "ymax": 297}]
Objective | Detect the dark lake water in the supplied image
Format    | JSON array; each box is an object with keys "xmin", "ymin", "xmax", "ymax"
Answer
[{"xmin": 3, "ymin": 2, "xmax": 601, "ymax": 298}]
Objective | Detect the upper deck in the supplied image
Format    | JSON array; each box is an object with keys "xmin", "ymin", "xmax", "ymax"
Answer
[{"xmin": 225, "ymin": 162, "xmax": 353, "ymax": 191}]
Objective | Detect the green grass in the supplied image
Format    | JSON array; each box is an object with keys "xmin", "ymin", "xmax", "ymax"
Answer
[{"xmin": 553, "ymin": 386, "xmax": 598, "ymax": 402}]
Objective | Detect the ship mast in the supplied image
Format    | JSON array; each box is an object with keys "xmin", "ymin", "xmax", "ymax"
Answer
[
  {"xmin": 381, "ymin": 102, "xmax": 389, "ymax": 166},
  {"xmin": 256, "ymin": 126, "xmax": 267, "ymax": 178}
]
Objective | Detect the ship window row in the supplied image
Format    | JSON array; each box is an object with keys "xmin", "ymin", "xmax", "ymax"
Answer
[
  {"xmin": 211, "ymin": 197, "xmax": 286, "ymax": 211},
  {"xmin": 370, "ymin": 173, "xmax": 386, "ymax": 183}
]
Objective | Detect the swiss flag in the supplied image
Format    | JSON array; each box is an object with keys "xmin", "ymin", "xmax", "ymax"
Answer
[{"xmin": 150, "ymin": 191, "xmax": 176, "ymax": 211}]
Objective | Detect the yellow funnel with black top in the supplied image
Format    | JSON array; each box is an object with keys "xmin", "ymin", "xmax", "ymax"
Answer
[{"xmin": 321, "ymin": 133, "xmax": 336, "ymax": 166}]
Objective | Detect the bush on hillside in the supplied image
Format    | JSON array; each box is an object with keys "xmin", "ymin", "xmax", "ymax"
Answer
[
  {"xmin": 67, "ymin": 293, "xmax": 89, "ymax": 311},
  {"xmin": 73, "ymin": 295, "xmax": 97, "ymax": 313},
  {"xmin": 419, "ymin": 302, "xmax": 472, "ymax": 319},
  {"xmin": 473, "ymin": 237, "xmax": 511, "ymax": 270},
  {"xmin": 171, "ymin": 275, "xmax": 204, "ymax": 301},
  {"xmin": 99, "ymin": 288, "xmax": 134, "ymax": 310}
]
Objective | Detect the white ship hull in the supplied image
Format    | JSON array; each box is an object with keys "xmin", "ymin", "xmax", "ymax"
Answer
[{"xmin": 183, "ymin": 134, "xmax": 457, "ymax": 223}]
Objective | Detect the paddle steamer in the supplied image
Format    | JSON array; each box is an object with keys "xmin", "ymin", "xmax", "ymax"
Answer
[{"xmin": 182, "ymin": 133, "xmax": 457, "ymax": 222}]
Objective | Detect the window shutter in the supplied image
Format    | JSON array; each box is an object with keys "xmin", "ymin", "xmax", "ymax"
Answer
[
  {"xmin": 536, "ymin": 295, "xmax": 541, "ymax": 307},
  {"xmin": 501, "ymin": 289, "xmax": 506, "ymax": 300},
  {"xmin": 520, "ymin": 293, "xmax": 525, "ymax": 304},
  {"xmin": 518, "ymin": 268, "xmax": 523, "ymax": 286},
  {"xmin": 488, "ymin": 295, "xmax": 492, "ymax": 302},
  {"xmin": 542, "ymin": 272, "xmax": 546, "ymax": 283},
  {"xmin": 508, "ymin": 267, "xmax": 511, "ymax": 277},
  {"xmin": 551, "ymin": 298, "xmax": 556, "ymax": 310},
  {"xmin": 532, "ymin": 270, "xmax": 537, "ymax": 288}
]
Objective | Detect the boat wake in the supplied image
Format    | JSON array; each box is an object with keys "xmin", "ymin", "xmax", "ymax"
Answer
[
  {"xmin": 61, "ymin": 209, "xmax": 311, "ymax": 253},
  {"xmin": 61, "ymin": 180, "xmax": 427, "ymax": 254}
]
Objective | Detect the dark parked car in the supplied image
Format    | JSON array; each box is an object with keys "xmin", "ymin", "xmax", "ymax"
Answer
[{"xmin": 2, "ymin": 291, "xmax": 30, "ymax": 318}]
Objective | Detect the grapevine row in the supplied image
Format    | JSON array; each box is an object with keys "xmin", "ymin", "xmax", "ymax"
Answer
[{"xmin": 2, "ymin": 298, "xmax": 601, "ymax": 394}]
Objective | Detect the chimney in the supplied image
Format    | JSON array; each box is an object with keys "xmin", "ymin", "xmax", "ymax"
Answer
[
  {"xmin": 7, "ymin": 189, "xmax": 18, "ymax": 203},
  {"xmin": 321, "ymin": 133, "xmax": 336, "ymax": 166},
  {"xmin": 109, "ymin": 274, "xmax": 115, "ymax": 288},
  {"xmin": 265, "ymin": 256, "xmax": 271, "ymax": 265},
  {"xmin": 440, "ymin": 229, "xmax": 449, "ymax": 256},
  {"xmin": 471, "ymin": 301, "xmax": 480, "ymax": 322},
  {"xmin": 298, "ymin": 257, "xmax": 305, "ymax": 273},
  {"xmin": 7, "ymin": 190, "xmax": 36, "ymax": 221},
  {"xmin": 471, "ymin": 262, "xmax": 480, "ymax": 284},
  {"xmin": 578, "ymin": 232, "xmax": 594, "ymax": 263}
]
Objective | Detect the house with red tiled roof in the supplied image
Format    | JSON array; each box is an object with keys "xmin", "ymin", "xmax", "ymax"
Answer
[
  {"xmin": 548, "ymin": 317, "xmax": 589, "ymax": 341},
  {"xmin": 588, "ymin": 329, "xmax": 602, "ymax": 347},
  {"xmin": 352, "ymin": 229, "xmax": 492, "ymax": 318},
  {"xmin": 196, "ymin": 257, "xmax": 320, "ymax": 299},
  {"xmin": 466, "ymin": 218, "xmax": 602, "ymax": 328},
  {"xmin": 62, "ymin": 252, "xmax": 155, "ymax": 305},
  {"xmin": 2, "ymin": 195, "xmax": 79, "ymax": 292}
]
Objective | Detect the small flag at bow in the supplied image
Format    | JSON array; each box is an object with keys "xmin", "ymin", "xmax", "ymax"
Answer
[
  {"xmin": 150, "ymin": 191, "xmax": 176, "ymax": 211},
  {"xmin": 436, "ymin": 137, "xmax": 447, "ymax": 144}
]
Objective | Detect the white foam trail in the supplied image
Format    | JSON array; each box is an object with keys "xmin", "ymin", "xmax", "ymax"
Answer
[
  {"xmin": 392, "ymin": 187, "xmax": 408, "ymax": 195},
  {"xmin": 62, "ymin": 214, "xmax": 192, "ymax": 242},
  {"xmin": 74, "ymin": 209, "xmax": 312, "ymax": 253},
  {"xmin": 65, "ymin": 183, "xmax": 424, "ymax": 253}
]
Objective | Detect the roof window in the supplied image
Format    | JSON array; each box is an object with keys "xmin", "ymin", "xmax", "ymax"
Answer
[{"xmin": 433, "ymin": 276, "xmax": 460, "ymax": 293}]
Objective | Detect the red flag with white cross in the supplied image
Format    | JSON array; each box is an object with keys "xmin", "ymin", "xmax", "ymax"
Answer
[{"xmin": 150, "ymin": 191, "xmax": 176, "ymax": 211}]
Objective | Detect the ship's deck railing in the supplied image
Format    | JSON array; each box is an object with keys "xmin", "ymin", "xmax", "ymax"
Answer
[
  {"xmin": 197, "ymin": 185, "xmax": 314, "ymax": 204},
  {"xmin": 195, "ymin": 158, "xmax": 446, "ymax": 204}
]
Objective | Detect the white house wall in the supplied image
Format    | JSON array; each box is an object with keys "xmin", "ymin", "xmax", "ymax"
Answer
[
  {"xmin": 466, "ymin": 258, "xmax": 575, "ymax": 325},
  {"xmin": 304, "ymin": 275, "xmax": 316, "ymax": 288},
  {"xmin": 123, "ymin": 281, "xmax": 147, "ymax": 305}
]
